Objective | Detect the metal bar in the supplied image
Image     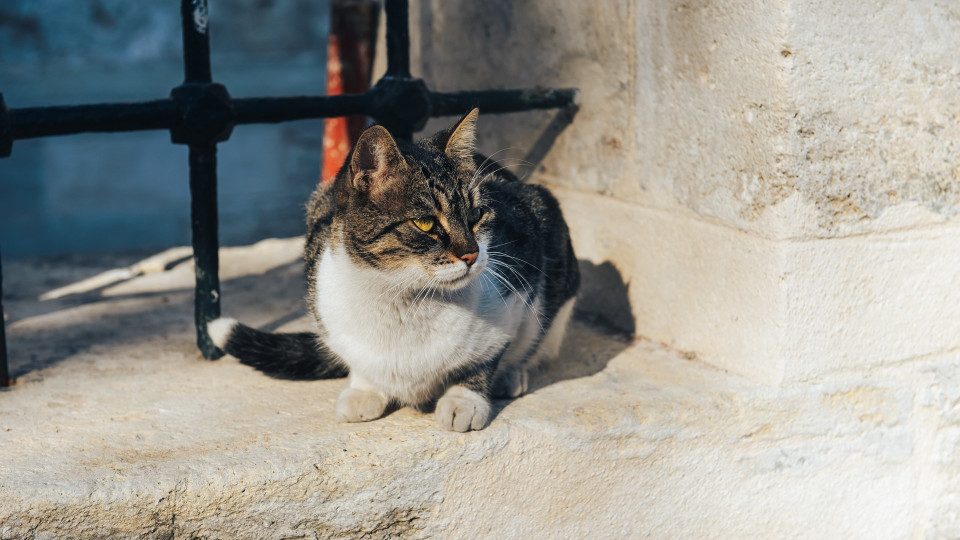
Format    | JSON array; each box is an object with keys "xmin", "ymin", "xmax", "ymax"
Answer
[
  {"xmin": 430, "ymin": 88, "xmax": 580, "ymax": 117},
  {"xmin": 232, "ymin": 93, "xmax": 374, "ymax": 124},
  {"xmin": 2, "ymin": 86, "xmax": 578, "ymax": 142},
  {"xmin": 0, "ymin": 250, "xmax": 10, "ymax": 387},
  {"xmin": 5, "ymin": 94, "xmax": 373, "ymax": 141},
  {"xmin": 181, "ymin": 0, "xmax": 213, "ymax": 83},
  {"xmin": 9, "ymin": 101, "xmax": 177, "ymax": 140},
  {"xmin": 179, "ymin": 0, "xmax": 221, "ymax": 359},
  {"xmin": 188, "ymin": 144, "xmax": 223, "ymax": 359},
  {"xmin": 384, "ymin": 0, "xmax": 411, "ymax": 78}
]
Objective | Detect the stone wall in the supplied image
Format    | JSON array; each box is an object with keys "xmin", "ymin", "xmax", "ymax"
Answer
[{"xmin": 395, "ymin": 0, "xmax": 960, "ymax": 384}]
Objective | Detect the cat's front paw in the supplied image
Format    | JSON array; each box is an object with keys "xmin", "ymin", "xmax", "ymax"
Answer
[
  {"xmin": 435, "ymin": 386, "xmax": 491, "ymax": 432},
  {"xmin": 492, "ymin": 366, "xmax": 529, "ymax": 398},
  {"xmin": 336, "ymin": 388, "xmax": 388, "ymax": 423}
]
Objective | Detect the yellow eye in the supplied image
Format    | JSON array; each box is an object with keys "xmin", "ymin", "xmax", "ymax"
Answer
[{"xmin": 412, "ymin": 217, "xmax": 435, "ymax": 232}]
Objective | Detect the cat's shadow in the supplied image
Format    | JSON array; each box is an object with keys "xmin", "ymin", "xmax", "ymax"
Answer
[{"xmin": 487, "ymin": 259, "xmax": 634, "ymax": 420}]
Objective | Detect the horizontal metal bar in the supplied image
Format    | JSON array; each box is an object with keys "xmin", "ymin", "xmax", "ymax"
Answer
[
  {"xmin": 4, "ymin": 86, "xmax": 578, "ymax": 142},
  {"xmin": 232, "ymin": 93, "xmax": 374, "ymax": 124},
  {"xmin": 5, "ymin": 94, "xmax": 374, "ymax": 141},
  {"xmin": 430, "ymin": 87, "xmax": 580, "ymax": 117},
  {"xmin": 9, "ymin": 100, "xmax": 178, "ymax": 140}
]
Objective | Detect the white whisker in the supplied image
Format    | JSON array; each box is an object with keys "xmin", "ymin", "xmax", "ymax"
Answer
[
  {"xmin": 486, "ymin": 264, "xmax": 544, "ymax": 332},
  {"xmin": 488, "ymin": 251, "xmax": 547, "ymax": 277}
]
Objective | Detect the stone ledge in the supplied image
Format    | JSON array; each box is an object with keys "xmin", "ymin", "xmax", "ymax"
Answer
[
  {"xmin": 557, "ymin": 185, "xmax": 960, "ymax": 385},
  {"xmin": 0, "ymin": 238, "xmax": 954, "ymax": 538}
]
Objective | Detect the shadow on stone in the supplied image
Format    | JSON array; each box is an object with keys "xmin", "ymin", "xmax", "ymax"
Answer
[
  {"xmin": 573, "ymin": 259, "xmax": 635, "ymax": 336},
  {"xmin": 4, "ymin": 251, "xmax": 307, "ymax": 380},
  {"xmin": 5, "ymin": 247, "xmax": 635, "ymax": 436},
  {"xmin": 490, "ymin": 259, "xmax": 634, "ymax": 420}
]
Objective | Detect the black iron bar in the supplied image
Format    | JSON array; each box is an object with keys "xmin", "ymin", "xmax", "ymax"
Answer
[
  {"xmin": 178, "ymin": 0, "xmax": 222, "ymax": 359},
  {"xmin": 188, "ymin": 144, "xmax": 222, "ymax": 359},
  {"xmin": 232, "ymin": 94, "xmax": 373, "ymax": 124},
  {"xmin": 5, "ymin": 95, "xmax": 370, "ymax": 141},
  {"xmin": 3, "ymin": 88, "xmax": 578, "ymax": 143},
  {"xmin": 10, "ymin": 101, "xmax": 177, "ymax": 140},
  {"xmin": 0, "ymin": 251, "xmax": 9, "ymax": 387},
  {"xmin": 384, "ymin": 0, "xmax": 411, "ymax": 78},
  {"xmin": 181, "ymin": 0, "xmax": 213, "ymax": 83}
]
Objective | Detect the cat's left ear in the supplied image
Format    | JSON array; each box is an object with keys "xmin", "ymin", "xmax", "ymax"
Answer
[{"xmin": 444, "ymin": 108, "xmax": 479, "ymax": 160}]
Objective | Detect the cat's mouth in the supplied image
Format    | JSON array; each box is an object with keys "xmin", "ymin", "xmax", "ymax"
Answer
[
  {"xmin": 432, "ymin": 264, "xmax": 473, "ymax": 288},
  {"xmin": 432, "ymin": 260, "xmax": 487, "ymax": 290}
]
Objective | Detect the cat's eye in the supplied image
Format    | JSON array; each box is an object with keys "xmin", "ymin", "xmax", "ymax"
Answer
[
  {"xmin": 468, "ymin": 207, "xmax": 483, "ymax": 225},
  {"xmin": 412, "ymin": 217, "xmax": 436, "ymax": 232}
]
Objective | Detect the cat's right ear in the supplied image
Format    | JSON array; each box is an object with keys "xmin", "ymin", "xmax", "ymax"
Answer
[
  {"xmin": 349, "ymin": 125, "xmax": 407, "ymax": 194},
  {"xmin": 444, "ymin": 108, "xmax": 479, "ymax": 160}
]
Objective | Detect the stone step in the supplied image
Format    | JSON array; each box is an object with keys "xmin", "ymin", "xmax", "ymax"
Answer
[{"xmin": 0, "ymin": 238, "xmax": 953, "ymax": 538}]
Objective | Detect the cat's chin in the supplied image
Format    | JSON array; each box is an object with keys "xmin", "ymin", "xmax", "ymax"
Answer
[
  {"xmin": 428, "ymin": 262, "xmax": 471, "ymax": 289},
  {"xmin": 427, "ymin": 265, "xmax": 486, "ymax": 292},
  {"xmin": 437, "ymin": 271, "xmax": 478, "ymax": 291}
]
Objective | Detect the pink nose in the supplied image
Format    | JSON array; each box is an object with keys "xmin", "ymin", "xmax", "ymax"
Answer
[{"xmin": 460, "ymin": 252, "xmax": 478, "ymax": 266}]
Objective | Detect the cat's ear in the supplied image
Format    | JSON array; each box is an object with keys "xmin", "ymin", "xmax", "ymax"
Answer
[
  {"xmin": 444, "ymin": 108, "xmax": 479, "ymax": 160},
  {"xmin": 349, "ymin": 125, "xmax": 407, "ymax": 193}
]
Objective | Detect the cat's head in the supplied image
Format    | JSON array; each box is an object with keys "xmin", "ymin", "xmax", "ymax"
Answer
[{"xmin": 333, "ymin": 109, "xmax": 493, "ymax": 291}]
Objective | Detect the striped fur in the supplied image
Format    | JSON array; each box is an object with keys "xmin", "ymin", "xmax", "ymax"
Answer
[{"xmin": 210, "ymin": 110, "xmax": 579, "ymax": 431}]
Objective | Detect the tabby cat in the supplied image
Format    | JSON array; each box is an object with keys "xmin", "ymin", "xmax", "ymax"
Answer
[{"xmin": 209, "ymin": 109, "xmax": 579, "ymax": 432}]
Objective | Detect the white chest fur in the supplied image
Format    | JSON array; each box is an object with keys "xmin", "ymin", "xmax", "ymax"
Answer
[{"xmin": 314, "ymin": 244, "xmax": 526, "ymax": 403}]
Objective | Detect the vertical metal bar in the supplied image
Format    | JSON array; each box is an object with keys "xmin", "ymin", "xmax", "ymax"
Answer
[
  {"xmin": 180, "ymin": 0, "xmax": 222, "ymax": 358},
  {"xmin": 189, "ymin": 145, "xmax": 223, "ymax": 359},
  {"xmin": 384, "ymin": 0, "xmax": 411, "ymax": 78},
  {"xmin": 0, "ymin": 250, "xmax": 11, "ymax": 387},
  {"xmin": 181, "ymin": 0, "xmax": 213, "ymax": 83}
]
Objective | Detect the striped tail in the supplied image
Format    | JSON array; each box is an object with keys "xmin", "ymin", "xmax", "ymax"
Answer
[{"xmin": 207, "ymin": 318, "xmax": 348, "ymax": 379}]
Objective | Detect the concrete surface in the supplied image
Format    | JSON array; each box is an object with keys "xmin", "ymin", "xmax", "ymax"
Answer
[
  {"xmin": 1, "ymin": 238, "xmax": 957, "ymax": 538},
  {"xmin": 392, "ymin": 0, "xmax": 960, "ymax": 384}
]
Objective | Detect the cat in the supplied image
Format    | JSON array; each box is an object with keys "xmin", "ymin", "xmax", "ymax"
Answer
[{"xmin": 208, "ymin": 109, "xmax": 579, "ymax": 432}]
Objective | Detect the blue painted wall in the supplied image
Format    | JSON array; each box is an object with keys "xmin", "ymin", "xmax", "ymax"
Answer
[{"xmin": 0, "ymin": 0, "xmax": 330, "ymax": 258}]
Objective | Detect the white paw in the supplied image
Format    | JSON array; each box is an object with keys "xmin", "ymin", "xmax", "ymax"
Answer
[
  {"xmin": 435, "ymin": 386, "xmax": 491, "ymax": 432},
  {"xmin": 492, "ymin": 366, "xmax": 529, "ymax": 398},
  {"xmin": 336, "ymin": 388, "xmax": 388, "ymax": 423}
]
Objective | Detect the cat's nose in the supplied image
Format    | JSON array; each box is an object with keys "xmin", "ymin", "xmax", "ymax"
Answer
[{"xmin": 460, "ymin": 252, "xmax": 479, "ymax": 266}]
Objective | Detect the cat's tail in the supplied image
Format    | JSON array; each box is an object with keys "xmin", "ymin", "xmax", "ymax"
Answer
[{"xmin": 207, "ymin": 318, "xmax": 348, "ymax": 379}]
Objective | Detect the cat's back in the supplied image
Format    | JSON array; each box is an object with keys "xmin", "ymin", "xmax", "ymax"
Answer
[
  {"xmin": 481, "ymin": 168, "xmax": 580, "ymax": 308},
  {"xmin": 304, "ymin": 182, "xmax": 336, "ymax": 272}
]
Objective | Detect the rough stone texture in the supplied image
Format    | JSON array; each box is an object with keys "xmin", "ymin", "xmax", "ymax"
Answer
[
  {"xmin": 2, "ymin": 238, "xmax": 958, "ymax": 538},
  {"xmin": 556, "ymin": 186, "xmax": 960, "ymax": 384},
  {"xmin": 404, "ymin": 0, "xmax": 960, "ymax": 237},
  {"xmin": 392, "ymin": 0, "xmax": 960, "ymax": 382},
  {"xmin": 785, "ymin": 0, "xmax": 960, "ymax": 235}
]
